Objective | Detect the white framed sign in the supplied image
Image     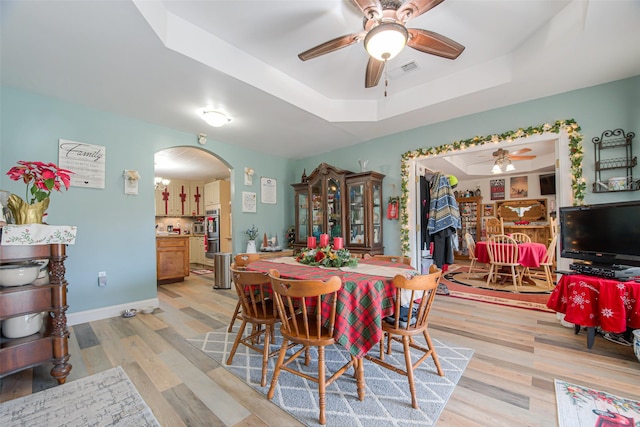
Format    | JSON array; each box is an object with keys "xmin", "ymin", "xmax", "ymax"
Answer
[
  {"xmin": 58, "ymin": 139, "xmax": 106, "ymax": 189},
  {"xmin": 260, "ymin": 177, "xmax": 277, "ymax": 204},
  {"xmin": 242, "ymin": 191, "xmax": 257, "ymax": 213}
]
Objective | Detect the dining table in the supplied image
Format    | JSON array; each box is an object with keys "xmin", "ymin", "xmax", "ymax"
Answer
[
  {"xmin": 475, "ymin": 240, "xmax": 547, "ymax": 285},
  {"xmin": 246, "ymin": 256, "xmax": 418, "ymax": 400},
  {"xmin": 546, "ymin": 273, "xmax": 640, "ymax": 348}
]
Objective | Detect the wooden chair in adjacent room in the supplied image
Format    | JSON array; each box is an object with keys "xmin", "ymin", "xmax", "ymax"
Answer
[
  {"xmin": 464, "ymin": 232, "xmax": 480, "ymax": 276},
  {"xmin": 227, "ymin": 253, "xmax": 262, "ymax": 332},
  {"xmin": 509, "ymin": 232, "xmax": 531, "ymax": 243},
  {"xmin": 363, "ymin": 264, "xmax": 444, "ymax": 409},
  {"xmin": 267, "ymin": 270, "xmax": 360, "ymax": 425},
  {"xmin": 550, "ymin": 216, "xmax": 559, "ymax": 237},
  {"xmin": 530, "ymin": 233, "xmax": 559, "ymax": 289},
  {"xmin": 364, "ymin": 254, "xmax": 412, "ymax": 265},
  {"xmin": 226, "ymin": 265, "xmax": 280, "ymax": 387},
  {"xmin": 485, "ymin": 234, "xmax": 522, "ymax": 291},
  {"xmin": 484, "ymin": 216, "xmax": 504, "ymax": 237}
]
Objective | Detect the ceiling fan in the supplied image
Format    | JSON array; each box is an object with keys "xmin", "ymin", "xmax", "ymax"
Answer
[
  {"xmin": 492, "ymin": 148, "xmax": 536, "ymax": 162},
  {"xmin": 298, "ymin": 0, "xmax": 465, "ymax": 88}
]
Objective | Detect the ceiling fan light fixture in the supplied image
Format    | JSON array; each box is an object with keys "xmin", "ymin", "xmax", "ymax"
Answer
[
  {"xmin": 200, "ymin": 109, "xmax": 231, "ymax": 127},
  {"xmin": 364, "ymin": 22, "xmax": 408, "ymax": 61},
  {"xmin": 505, "ymin": 160, "xmax": 515, "ymax": 172},
  {"xmin": 491, "ymin": 162, "xmax": 502, "ymax": 174}
]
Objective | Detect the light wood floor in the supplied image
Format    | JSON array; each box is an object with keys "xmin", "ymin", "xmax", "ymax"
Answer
[{"xmin": 2, "ymin": 269, "xmax": 639, "ymax": 426}]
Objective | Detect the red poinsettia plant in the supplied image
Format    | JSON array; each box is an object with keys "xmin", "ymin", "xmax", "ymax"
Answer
[{"xmin": 6, "ymin": 161, "xmax": 73, "ymax": 204}]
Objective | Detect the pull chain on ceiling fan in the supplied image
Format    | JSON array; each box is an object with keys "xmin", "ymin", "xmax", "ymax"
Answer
[{"xmin": 298, "ymin": 0, "xmax": 465, "ymax": 88}]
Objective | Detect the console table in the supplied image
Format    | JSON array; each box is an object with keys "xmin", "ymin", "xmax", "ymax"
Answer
[
  {"xmin": 546, "ymin": 273, "xmax": 640, "ymax": 348},
  {"xmin": 0, "ymin": 224, "xmax": 77, "ymax": 384}
]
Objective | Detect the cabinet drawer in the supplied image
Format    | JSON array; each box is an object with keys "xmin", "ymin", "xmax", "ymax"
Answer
[
  {"xmin": 0, "ymin": 285, "xmax": 54, "ymax": 319},
  {"xmin": 0, "ymin": 335, "xmax": 55, "ymax": 377},
  {"xmin": 156, "ymin": 237, "xmax": 188, "ymax": 248}
]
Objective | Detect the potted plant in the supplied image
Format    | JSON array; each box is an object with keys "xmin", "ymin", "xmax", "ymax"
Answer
[{"xmin": 245, "ymin": 224, "xmax": 258, "ymax": 253}]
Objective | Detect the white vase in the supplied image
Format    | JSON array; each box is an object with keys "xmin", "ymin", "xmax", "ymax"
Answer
[
  {"xmin": 633, "ymin": 329, "xmax": 640, "ymax": 363},
  {"xmin": 246, "ymin": 240, "xmax": 257, "ymax": 254}
]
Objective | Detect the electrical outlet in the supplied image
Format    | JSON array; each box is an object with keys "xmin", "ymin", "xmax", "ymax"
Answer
[{"xmin": 98, "ymin": 271, "xmax": 107, "ymax": 287}]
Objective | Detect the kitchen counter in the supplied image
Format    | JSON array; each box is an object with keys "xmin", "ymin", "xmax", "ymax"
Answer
[{"xmin": 156, "ymin": 236, "xmax": 190, "ymax": 284}]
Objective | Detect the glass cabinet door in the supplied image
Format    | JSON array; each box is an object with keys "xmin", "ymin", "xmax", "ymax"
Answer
[
  {"xmin": 327, "ymin": 178, "xmax": 342, "ymax": 239},
  {"xmin": 372, "ymin": 182, "xmax": 382, "ymax": 245},
  {"xmin": 348, "ymin": 182, "xmax": 365, "ymax": 245},
  {"xmin": 296, "ymin": 190, "xmax": 309, "ymax": 243},
  {"xmin": 311, "ymin": 180, "xmax": 323, "ymax": 238}
]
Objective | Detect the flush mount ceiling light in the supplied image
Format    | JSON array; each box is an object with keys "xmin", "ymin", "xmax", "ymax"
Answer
[
  {"xmin": 200, "ymin": 109, "xmax": 231, "ymax": 127},
  {"xmin": 364, "ymin": 22, "xmax": 408, "ymax": 61}
]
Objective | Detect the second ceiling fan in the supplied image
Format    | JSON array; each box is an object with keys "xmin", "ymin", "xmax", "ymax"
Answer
[{"xmin": 298, "ymin": 0, "xmax": 465, "ymax": 88}]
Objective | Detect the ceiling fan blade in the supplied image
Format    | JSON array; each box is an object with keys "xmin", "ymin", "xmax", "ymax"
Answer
[
  {"xmin": 351, "ymin": 0, "xmax": 382, "ymax": 19},
  {"xmin": 298, "ymin": 33, "xmax": 364, "ymax": 61},
  {"xmin": 509, "ymin": 155, "xmax": 537, "ymax": 160},
  {"xmin": 365, "ymin": 57, "xmax": 385, "ymax": 88},
  {"xmin": 407, "ymin": 29, "xmax": 465, "ymax": 59},
  {"xmin": 509, "ymin": 148, "xmax": 532, "ymax": 156},
  {"xmin": 397, "ymin": 0, "xmax": 444, "ymax": 21}
]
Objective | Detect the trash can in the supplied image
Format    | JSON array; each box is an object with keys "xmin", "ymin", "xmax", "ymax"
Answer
[{"xmin": 214, "ymin": 252, "xmax": 232, "ymax": 289}]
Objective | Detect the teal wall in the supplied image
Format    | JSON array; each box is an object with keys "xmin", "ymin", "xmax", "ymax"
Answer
[
  {"xmin": 2, "ymin": 75, "xmax": 638, "ymax": 314},
  {"xmin": 295, "ymin": 75, "xmax": 640, "ymax": 256},
  {"xmin": 0, "ymin": 87, "xmax": 292, "ymax": 313}
]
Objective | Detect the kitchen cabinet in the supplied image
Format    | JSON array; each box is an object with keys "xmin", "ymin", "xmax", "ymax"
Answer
[
  {"xmin": 189, "ymin": 236, "xmax": 206, "ymax": 265},
  {"xmin": 292, "ymin": 163, "xmax": 384, "ymax": 256},
  {"xmin": 455, "ymin": 196, "xmax": 482, "ymax": 255},
  {"xmin": 155, "ymin": 181, "xmax": 207, "ymax": 217},
  {"xmin": 189, "ymin": 182, "xmax": 206, "ymax": 216},
  {"xmin": 204, "ymin": 180, "xmax": 230, "ymax": 208},
  {"xmin": 0, "ymin": 243, "xmax": 71, "ymax": 384},
  {"xmin": 156, "ymin": 236, "xmax": 190, "ymax": 283}
]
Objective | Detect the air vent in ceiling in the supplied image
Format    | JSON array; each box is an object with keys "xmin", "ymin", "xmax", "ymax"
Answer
[{"xmin": 388, "ymin": 61, "xmax": 420, "ymax": 79}]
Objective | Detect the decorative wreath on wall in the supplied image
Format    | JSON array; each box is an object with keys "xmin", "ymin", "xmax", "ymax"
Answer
[{"xmin": 399, "ymin": 119, "xmax": 584, "ymax": 255}]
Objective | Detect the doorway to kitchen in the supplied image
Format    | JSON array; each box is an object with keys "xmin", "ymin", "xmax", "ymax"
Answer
[{"xmin": 154, "ymin": 146, "xmax": 232, "ymax": 271}]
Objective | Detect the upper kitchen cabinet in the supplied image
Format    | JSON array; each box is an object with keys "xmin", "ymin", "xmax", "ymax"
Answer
[
  {"xmin": 204, "ymin": 180, "xmax": 230, "ymax": 208},
  {"xmin": 155, "ymin": 180, "xmax": 206, "ymax": 217},
  {"xmin": 292, "ymin": 163, "xmax": 384, "ymax": 256},
  {"xmin": 189, "ymin": 182, "xmax": 205, "ymax": 217}
]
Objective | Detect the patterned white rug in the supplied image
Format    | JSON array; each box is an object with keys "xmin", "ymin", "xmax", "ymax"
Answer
[
  {"xmin": 189, "ymin": 325, "xmax": 474, "ymax": 427},
  {"xmin": 0, "ymin": 366, "xmax": 159, "ymax": 427}
]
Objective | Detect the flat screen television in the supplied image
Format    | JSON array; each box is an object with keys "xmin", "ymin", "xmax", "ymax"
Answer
[
  {"xmin": 559, "ymin": 201, "xmax": 640, "ymax": 267},
  {"xmin": 539, "ymin": 173, "xmax": 556, "ymax": 195}
]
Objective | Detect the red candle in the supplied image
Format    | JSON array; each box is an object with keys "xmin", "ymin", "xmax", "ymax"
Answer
[
  {"xmin": 333, "ymin": 237, "xmax": 343, "ymax": 250},
  {"xmin": 319, "ymin": 234, "xmax": 329, "ymax": 247},
  {"xmin": 307, "ymin": 236, "xmax": 316, "ymax": 249}
]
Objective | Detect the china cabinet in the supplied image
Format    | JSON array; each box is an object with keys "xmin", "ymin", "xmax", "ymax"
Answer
[
  {"xmin": 0, "ymin": 243, "xmax": 71, "ymax": 384},
  {"xmin": 292, "ymin": 163, "xmax": 384, "ymax": 255},
  {"xmin": 455, "ymin": 196, "xmax": 482, "ymax": 255}
]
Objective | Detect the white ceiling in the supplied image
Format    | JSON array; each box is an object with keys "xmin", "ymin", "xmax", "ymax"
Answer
[{"xmin": 2, "ymin": 0, "xmax": 640, "ymax": 181}]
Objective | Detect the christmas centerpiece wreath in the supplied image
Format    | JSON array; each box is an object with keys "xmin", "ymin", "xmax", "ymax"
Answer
[{"xmin": 297, "ymin": 246, "xmax": 358, "ymax": 268}]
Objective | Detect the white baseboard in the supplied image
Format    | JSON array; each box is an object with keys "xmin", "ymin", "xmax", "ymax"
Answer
[{"xmin": 66, "ymin": 297, "xmax": 160, "ymax": 326}]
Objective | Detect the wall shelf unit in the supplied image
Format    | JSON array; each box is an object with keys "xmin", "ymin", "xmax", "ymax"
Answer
[{"xmin": 592, "ymin": 128, "xmax": 638, "ymax": 193}]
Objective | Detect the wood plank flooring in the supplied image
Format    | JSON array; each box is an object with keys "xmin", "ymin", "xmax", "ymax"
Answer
[{"xmin": 2, "ymin": 268, "xmax": 639, "ymax": 426}]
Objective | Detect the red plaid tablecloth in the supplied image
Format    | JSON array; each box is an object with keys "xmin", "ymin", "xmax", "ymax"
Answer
[
  {"xmin": 247, "ymin": 258, "xmax": 414, "ymax": 358},
  {"xmin": 547, "ymin": 274, "xmax": 640, "ymax": 333}
]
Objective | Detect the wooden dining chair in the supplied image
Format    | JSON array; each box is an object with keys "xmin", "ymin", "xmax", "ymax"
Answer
[
  {"xmin": 530, "ymin": 233, "xmax": 559, "ymax": 289},
  {"xmin": 464, "ymin": 232, "xmax": 480, "ymax": 276},
  {"xmin": 485, "ymin": 234, "xmax": 522, "ymax": 291},
  {"xmin": 226, "ymin": 265, "xmax": 281, "ymax": 387},
  {"xmin": 227, "ymin": 253, "xmax": 262, "ymax": 332},
  {"xmin": 510, "ymin": 232, "xmax": 531, "ymax": 243},
  {"xmin": 267, "ymin": 270, "xmax": 360, "ymax": 425},
  {"xmin": 364, "ymin": 254, "xmax": 412, "ymax": 265},
  {"xmin": 484, "ymin": 217, "xmax": 504, "ymax": 237},
  {"xmin": 363, "ymin": 264, "xmax": 444, "ymax": 409}
]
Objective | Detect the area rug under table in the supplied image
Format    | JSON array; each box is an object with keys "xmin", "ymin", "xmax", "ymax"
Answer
[
  {"xmin": 555, "ymin": 379, "xmax": 640, "ymax": 427},
  {"xmin": 189, "ymin": 325, "xmax": 474, "ymax": 427},
  {"xmin": 0, "ymin": 366, "xmax": 160, "ymax": 427}
]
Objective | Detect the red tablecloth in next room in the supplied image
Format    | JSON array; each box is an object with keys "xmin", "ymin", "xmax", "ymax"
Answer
[
  {"xmin": 547, "ymin": 273, "xmax": 640, "ymax": 333},
  {"xmin": 475, "ymin": 241, "xmax": 547, "ymax": 267},
  {"xmin": 247, "ymin": 257, "xmax": 414, "ymax": 358}
]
